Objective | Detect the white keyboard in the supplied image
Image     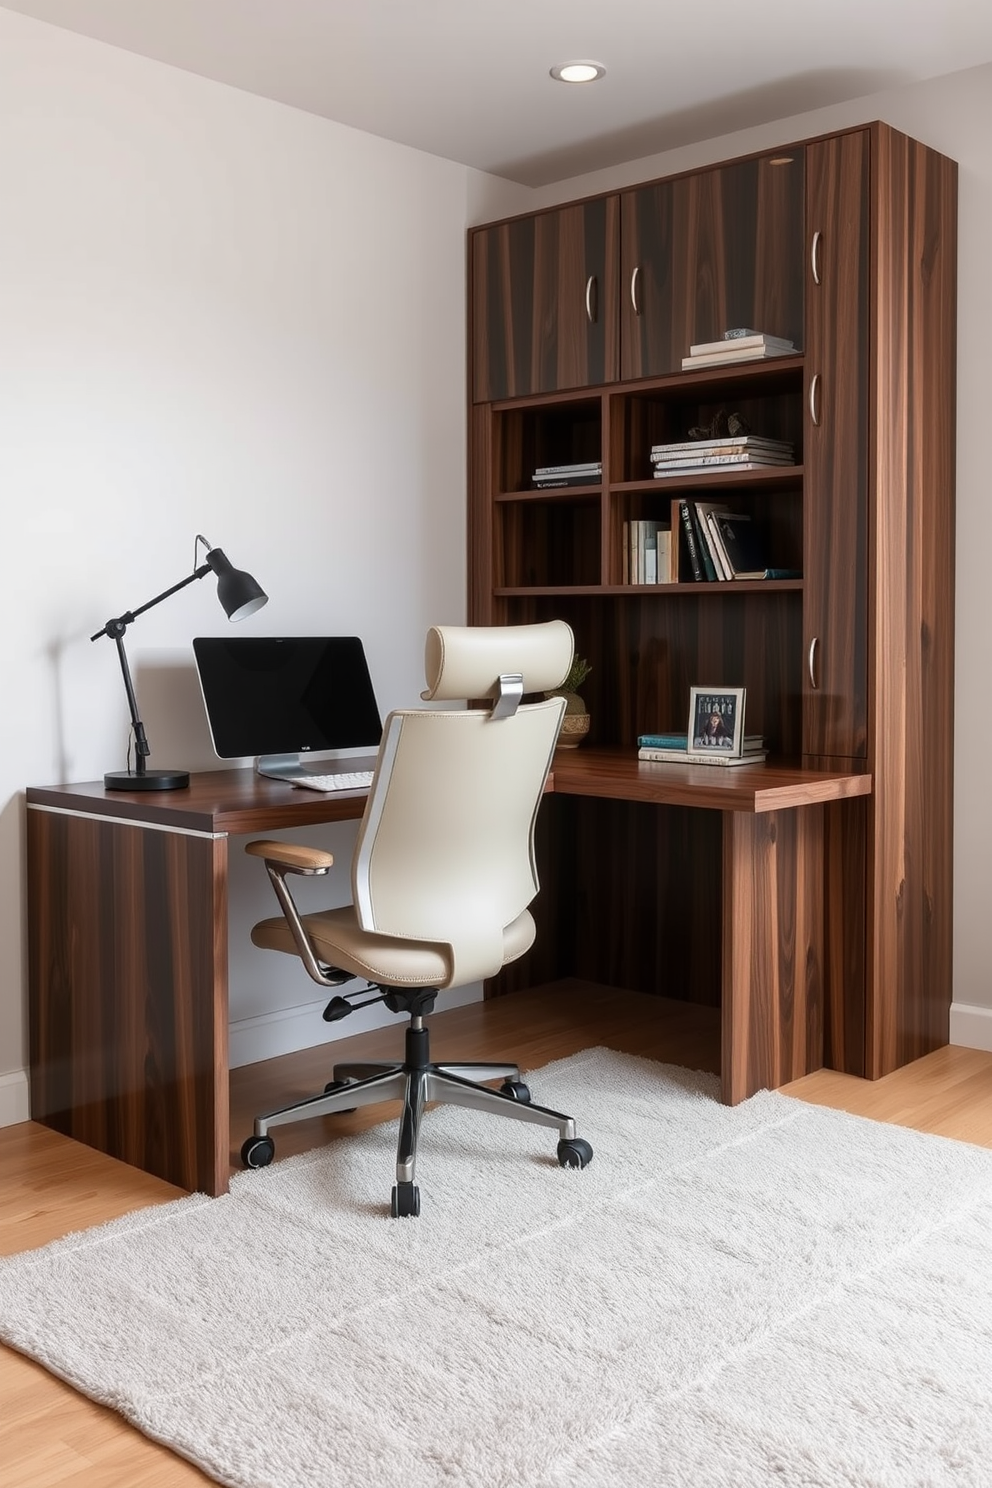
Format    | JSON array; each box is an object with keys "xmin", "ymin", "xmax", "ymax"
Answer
[{"xmin": 292, "ymin": 770, "xmax": 374, "ymax": 793}]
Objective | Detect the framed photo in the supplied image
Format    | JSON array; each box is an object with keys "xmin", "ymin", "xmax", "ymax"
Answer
[{"xmin": 687, "ymin": 686, "xmax": 746, "ymax": 758}]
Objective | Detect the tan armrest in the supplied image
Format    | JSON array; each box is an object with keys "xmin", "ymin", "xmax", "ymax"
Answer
[{"xmin": 245, "ymin": 839, "xmax": 334, "ymax": 873}]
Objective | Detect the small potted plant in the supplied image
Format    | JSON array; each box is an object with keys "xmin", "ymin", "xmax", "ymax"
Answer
[{"xmin": 547, "ymin": 655, "xmax": 592, "ymax": 747}]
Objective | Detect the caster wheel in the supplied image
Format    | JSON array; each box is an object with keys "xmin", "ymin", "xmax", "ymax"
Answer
[
  {"xmin": 500, "ymin": 1079, "xmax": 531, "ymax": 1103},
  {"xmin": 391, "ymin": 1183, "xmax": 421, "ymax": 1218},
  {"xmin": 323, "ymin": 1079, "xmax": 357, "ymax": 1112},
  {"xmin": 241, "ymin": 1134, "xmax": 275, "ymax": 1169},
  {"xmin": 557, "ymin": 1137, "xmax": 593, "ymax": 1170}
]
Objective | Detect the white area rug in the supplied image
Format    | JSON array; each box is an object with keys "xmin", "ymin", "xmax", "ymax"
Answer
[{"xmin": 3, "ymin": 1049, "xmax": 992, "ymax": 1487}]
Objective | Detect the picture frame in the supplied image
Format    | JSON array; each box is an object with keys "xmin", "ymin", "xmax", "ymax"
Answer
[{"xmin": 687, "ymin": 686, "xmax": 746, "ymax": 758}]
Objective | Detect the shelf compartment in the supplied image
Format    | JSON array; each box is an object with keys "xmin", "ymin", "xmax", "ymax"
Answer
[
  {"xmin": 610, "ymin": 365, "xmax": 804, "ymax": 485},
  {"xmin": 493, "ymin": 396, "xmax": 602, "ymax": 494},
  {"xmin": 496, "ymin": 496, "xmax": 601, "ymax": 588}
]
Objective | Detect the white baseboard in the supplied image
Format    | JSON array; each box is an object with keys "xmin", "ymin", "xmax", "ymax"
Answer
[
  {"xmin": 229, "ymin": 984, "xmax": 483, "ymax": 1070},
  {"xmin": 949, "ymin": 1001, "xmax": 992, "ymax": 1052},
  {"xmin": 0, "ymin": 1069, "xmax": 30, "ymax": 1128}
]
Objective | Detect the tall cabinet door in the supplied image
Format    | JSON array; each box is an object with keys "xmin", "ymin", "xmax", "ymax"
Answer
[
  {"xmin": 620, "ymin": 151, "xmax": 805, "ymax": 379},
  {"xmin": 471, "ymin": 197, "xmax": 618, "ymax": 401},
  {"xmin": 802, "ymin": 130, "xmax": 871, "ymax": 761}
]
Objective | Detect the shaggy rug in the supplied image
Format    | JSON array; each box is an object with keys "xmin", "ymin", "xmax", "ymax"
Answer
[{"xmin": 2, "ymin": 1048, "xmax": 992, "ymax": 1487}]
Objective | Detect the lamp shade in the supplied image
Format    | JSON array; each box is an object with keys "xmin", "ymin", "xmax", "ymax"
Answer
[{"xmin": 206, "ymin": 547, "xmax": 268, "ymax": 622}]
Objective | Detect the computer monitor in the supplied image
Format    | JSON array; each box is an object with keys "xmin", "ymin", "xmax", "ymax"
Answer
[{"xmin": 192, "ymin": 635, "xmax": 383, "ymax": 783}]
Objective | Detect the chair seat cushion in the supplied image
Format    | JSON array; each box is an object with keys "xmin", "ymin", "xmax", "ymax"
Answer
[{"xmin": 250, "ymin": 904, "xmax": 536, "ymax": 989}]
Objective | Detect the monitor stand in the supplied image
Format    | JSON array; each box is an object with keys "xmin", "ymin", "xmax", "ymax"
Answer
[
  {"xmin": 254, "ymin": 754, "xmax": 311, "ymax": 784},
  {"xmin": 254, "ymin": 752, "xmax": 379, "ymax": 785}
]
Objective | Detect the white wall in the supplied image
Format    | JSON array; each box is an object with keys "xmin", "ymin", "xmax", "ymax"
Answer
[
  {"xmin": 0, "ymin": 9, "xmax": 531, "ymax": 1121},
  {"xmin": 2, "ymin": 14, "xmax": 990, "ymax": 1129}
]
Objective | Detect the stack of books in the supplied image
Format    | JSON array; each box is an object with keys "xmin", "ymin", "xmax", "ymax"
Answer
[
  {"xmin": 623, "ymin": 520, "xmax": 673, "ymax": 585},
  {"xmin": 637, "ymin": 732, "xmax": 767, "ymax": 767},
  {"xmin": 681, "ymin": 329, "xmax": 796, "ymax": 371},
  {"xmin": 651, "ymin": 434, "xmax": 795, "ymax": 478},
  {"xmin": 531, "ymin": 461, "xmax": 601, "ymax": 489}
]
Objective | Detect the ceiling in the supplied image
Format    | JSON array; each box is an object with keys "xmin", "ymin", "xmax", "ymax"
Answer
[{"xmin": 6, "ymin": 0, "xmax": 992, "ymax": 186}]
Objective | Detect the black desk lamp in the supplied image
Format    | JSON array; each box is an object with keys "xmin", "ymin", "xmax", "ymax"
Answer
[{"xmin": 91, "ymin": 534, "xmax": 268, "ymax": 791}]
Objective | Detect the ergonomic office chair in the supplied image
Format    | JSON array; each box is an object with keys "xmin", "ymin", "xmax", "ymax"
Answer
[{"xmin": 240, "ymin": 620, "xmax": 593, "ymax": 1216}]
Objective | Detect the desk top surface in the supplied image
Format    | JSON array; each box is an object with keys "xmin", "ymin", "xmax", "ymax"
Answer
[{"xmin": 27, "ymin": 750, "xmax": 871, "ymax": 833}]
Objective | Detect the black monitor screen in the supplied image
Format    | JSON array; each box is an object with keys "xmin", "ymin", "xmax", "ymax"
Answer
[{"xmin": 193, "ymin": 636, "xmax": 383, "ymax": 760}]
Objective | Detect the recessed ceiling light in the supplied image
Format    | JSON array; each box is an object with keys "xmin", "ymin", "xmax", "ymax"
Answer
[{"xmin": 551, "ymin": 61, "xmax": 606, "ymax": 85}]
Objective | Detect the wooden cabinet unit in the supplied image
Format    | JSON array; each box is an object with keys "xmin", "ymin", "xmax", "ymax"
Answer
[
  {"xmin": 619, "ymin": 148, "xmax": 806, "ymax": 380},
  {"xmin": 467, "ymin": 121, "xmax": 957, "ymax": 1090},
  {"xmin": 471, "ymin": 196, "xmax": 619, "ymax": 401}
]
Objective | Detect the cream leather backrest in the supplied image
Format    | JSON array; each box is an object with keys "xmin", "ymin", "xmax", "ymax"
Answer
[{"xmin": 352, "ymin": 622, "xmax": 573, "ymax": 987}]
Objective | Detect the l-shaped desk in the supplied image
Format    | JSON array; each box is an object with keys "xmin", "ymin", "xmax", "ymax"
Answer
[{"xmin": 26, "ymin": 751, "xmax": 871, "ymax": 1195}]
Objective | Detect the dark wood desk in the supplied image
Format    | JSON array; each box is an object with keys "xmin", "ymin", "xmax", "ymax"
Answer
[{"xmin": 26, "ymin": 753, "xmax": 870, "ymax": 1195}]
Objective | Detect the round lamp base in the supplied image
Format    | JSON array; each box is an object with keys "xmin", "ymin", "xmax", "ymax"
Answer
[{"xmin": 104, "ymin": 768, "xmax": 190, "ymax": 792}]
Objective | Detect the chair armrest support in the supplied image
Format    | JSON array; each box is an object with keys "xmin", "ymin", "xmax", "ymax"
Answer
[{"xmin": 245, "ymin": 839, "xmax": 334, "ymax": 874}]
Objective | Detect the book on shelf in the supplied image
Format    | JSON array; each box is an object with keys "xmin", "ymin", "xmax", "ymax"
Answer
[
  {"xmin": 690, "ymin": 501, "xmax": 733, "ymax": 580},
  {"xmin": 677, "ymin": 500, "xmax": 715, "ymax": 582},
  {"xmin": 533, "ymin": 461, "xmax": 601, "ymax": 476},
  {"xmin": 652, "ymin": 450, "xmax": 793, "ymax": 472},
  {"xmin": 681, "ymin": 344, "xmax": 796, "ymax": 370},
  {"xmin": 638, "ymin": 746, "xmax": 768, "ymax": 767},
  {"xmin": 624, "ymin": 520, "xmax": 673, "ymax": 584},
  {"xmin": 638, "ymin": 732, "xmax": 764, "ymax": 750},
  {"xmin": 654, "ymin": 459, "xmax": 791, "ymax": 478},
  {"xmin": 711, "ymin": 511, "xmax": 771, "ymax": 579},
  {"xmin": 651, "ymin": 435, "xmax": 793, "ymax": 457},
  {"xmin": 688, "ymin": 332, "xmax": 795, "ymax": 357},
  {"xmin": 531, "ymin": 472, "xmax": 602, "ymax": 488}
]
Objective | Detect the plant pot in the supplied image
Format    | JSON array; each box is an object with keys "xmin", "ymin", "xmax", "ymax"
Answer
[{"xmin": 547, "ymin": 690, "xmax": 590, "ymax": 748}]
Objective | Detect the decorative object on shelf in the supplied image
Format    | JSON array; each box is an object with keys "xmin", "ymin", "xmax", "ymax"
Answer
[
  {"xmin": 547, "ymin": 655, "xmax": 592, "ymax": 747},
  {"xmin": 91, "ymin": 533, "xmax": 268, "ymax": 792},
  {"xmin": 687, "ymin": 408, "xmax": 752, "ymax": 440},
  {"xmin": 687, "ymin": 686, "xmax": 747, "ymax": 759}
]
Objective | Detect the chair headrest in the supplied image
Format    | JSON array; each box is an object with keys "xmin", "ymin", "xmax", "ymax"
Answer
[{"xmin": 421, "ymin": 621, "xmax": 574, "ymax": 702}]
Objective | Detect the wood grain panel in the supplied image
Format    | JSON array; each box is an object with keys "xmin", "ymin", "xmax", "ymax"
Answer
[
  {"xmin": 621, "ymin": 151, "xmax": 805, "ymax": 380},
  {"xmin": 723, "ymin": 806, "xmax": 825, "ymax": 1102},
  {"xmin": 471, "ymin": 197, "xmax": 618, "ymax": 401},
  {"xmin": 867, "ymin": 124, "xmax": 957, "ymax": 1076},
  {"xmin": 27, "ymin": 808, "xmax": 229, "ymax": 1195},
  {"xmin": 803, "ymin": 128, "xmax": 870, "ymax": 760}
]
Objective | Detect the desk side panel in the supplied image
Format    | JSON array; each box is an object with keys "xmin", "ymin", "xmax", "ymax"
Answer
[
  {"xmin": 28, "ymin": 809, "xmax": 228, "ymax": 1196},
  {"xmin": 722, "ymin": 806, "xmax": 825, "ymax": 1103}
]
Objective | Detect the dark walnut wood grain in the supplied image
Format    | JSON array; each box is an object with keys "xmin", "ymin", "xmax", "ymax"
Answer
[
  {"xmin": 620, "ymin": 149, "xmax": 805, "ymax": 380},
  {"xmin": 28, "ymin": 805, "xmax": 229, "ymax": 1196},
  {"xmin": 471, "ymin": 196, "xmax": 619, "ymax": 401},
  {"xmin": 803, "ymin": 128, "xmax": 870, "ymax": 761}
]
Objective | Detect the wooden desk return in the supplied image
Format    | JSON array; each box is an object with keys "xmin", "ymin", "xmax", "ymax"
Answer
[{"xmin": 26, "ymin": 753, "xmax": 870, "ymax": 1196}]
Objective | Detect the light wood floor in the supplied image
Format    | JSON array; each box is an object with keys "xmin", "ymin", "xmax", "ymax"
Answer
[{"xmin": 2, "ymin": 980, "xmax": 991, "ymax": 1486}]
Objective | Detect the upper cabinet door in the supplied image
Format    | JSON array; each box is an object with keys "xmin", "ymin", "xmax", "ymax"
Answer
[
  {"xmin": 620, "ymin": 152, "xmax": 805, "ymax": 380},
  {"xmin": 802, "ymin": 131, "xmax": 871, "ymax": 762},
  {"xmin": 471, "ymin": 197, "xmax": 619, "ymax": 402}
]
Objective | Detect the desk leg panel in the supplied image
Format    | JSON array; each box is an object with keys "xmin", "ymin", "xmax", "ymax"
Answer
[
  {"xmin": 721, "ymin": 806, "xmax": 825, "ymax": 1104},
  {"xmin": 27, "ymin": 810, "xmax": 229, "ymax": 1196}
]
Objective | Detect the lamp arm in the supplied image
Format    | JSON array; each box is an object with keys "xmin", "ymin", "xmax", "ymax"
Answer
[
  {"xmin": 110, "ymin": 631, "xmax": 151, "ymax": 769},
  {"xmin": 89, "ymin": 565, "xmax": 210, "ymax": 644}
]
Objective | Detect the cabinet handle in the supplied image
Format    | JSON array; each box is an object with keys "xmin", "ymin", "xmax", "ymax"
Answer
[
  {"xmin": 808, "ymin": 636, "xmax": 820, "ymax": 690},
  {"xmin": 811, "ymin": 230, "xmax": 822, "ymax": 285},
  {"xmin": 585, "ymin": 275, "xmax": 597, "ymax": 324},
  {"xmin": 630, "ymin": 265, "xmax": 641, "ymax": 316},
  {"xmin": 809, "ymin": 373, "xmax": 821, "ymax": 427}
]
